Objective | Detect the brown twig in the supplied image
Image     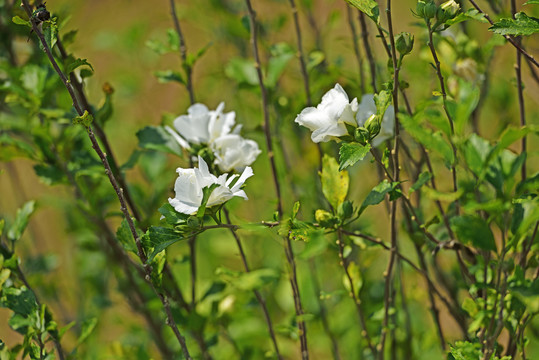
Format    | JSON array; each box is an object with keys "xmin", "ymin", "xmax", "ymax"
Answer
[
  {"xmin": 288, "ymin": 0, "xmax": 311, "ymax": 106},
  {"xmin": 243, "ymin": 0, "xmax": 282, "ymax": 217},
  {"xmin": 346, "ymin": 5, "xmax": 365, "ymax": 93},
  {"xmin": 21, "ymin": 2, "xmax": 192, "ymax": 357},
  {"xmin": 358, "ymin": 11, "xmax": 377, "ymax": 92},
  {"xmin": 223, "ymin": 209, "xmax": 282, "ymax": 359},
  {"xmin": 337, "ymin": 230, "xmax": 377, "ymax": 357},
  {"xmin": 169, "ymin": 0, "xmax": 195, "ymax": 104}
]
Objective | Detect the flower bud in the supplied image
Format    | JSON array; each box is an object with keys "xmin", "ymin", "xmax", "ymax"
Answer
[
  {"xmin": 395, "ymin": 32, "xmax": 414, "ymax": 56},
  {"xmin": 437, "ymin": 0, "xmax": 460, "ymax": 23},
  {"xmin": 416, "ymin": 1, "xmax": 426, "ymax": 18},
  {"xmin": 354, "ymin": 126, "xmax": 370, "ymax": 145},
  {"xmin": 422, "ymin": 0, "xmax": 438, "ymax": 20},
  {"xmin": 364, "ymin": 114, "xmax": 381, "ymax": 139}
]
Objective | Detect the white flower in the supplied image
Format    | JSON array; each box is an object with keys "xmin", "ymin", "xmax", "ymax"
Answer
[
  {"xmin": 211, "ymin": 134, "xmax": 262, "ymax": 172},
  {"xmin": 168, "ymin": 156, "xmax": 253, "ymax": 215},
  {"xmin": 295, "ymin": 84, "xmax": 358, "ymax": 143},
  {"xmin": 356, "ymin": 94, "xmax": 395, "ymax": 147},
  {"xmin": 171, "ymin": 102, "xmax": 236, "ymax": 148}
]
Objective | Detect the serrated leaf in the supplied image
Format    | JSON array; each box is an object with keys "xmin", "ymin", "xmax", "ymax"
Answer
[
  {"xmin": 344, "ymin": 0, "xmax": 379, "ymax": 23},
  {"xmin": 0, "ymin": 287, "xmax": 38, "ymax": 316},
  {"xmin": 136, "ymin": 125, "xmax": 184, "ymax": 156},
  {"xmin": 446, "ymin": 9, "xmax": 488, "ymax": 25},
  {"xmin": 489, "ymin": 12, "xmax": 539, "ymax": 36},
  {"xmin": 320, "ymin": 155, "xmax": 349, "ymax": 209},
  {"xmin": 146, "ymin": 226, "xmax": 186, "ymax": 262},
  {"xmin": 339, "ymin": 142, "xmax": 371, "ymax": 170},
  {"xmin": 7, "ymin": 201, "xmax": 35, "ymax": 242},
  {"xmin": 41, "ymin": 22, "xmax": 58, "ymax": 51},
  {"xmin": 410, "ymin": 172, "xmax": 432, "ymax": 193},
  {"xmin": 451, "ymin": 215, "xmax": 496, "ymax": 251},
  {"xmin": 65, "ymin": 58, "xmax": 94, "ymax": 75}
]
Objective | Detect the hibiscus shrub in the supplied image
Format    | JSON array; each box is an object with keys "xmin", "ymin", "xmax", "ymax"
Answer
[{"xmin": 1, "ymin": 0, "xmax": 538, "ymax": 359}]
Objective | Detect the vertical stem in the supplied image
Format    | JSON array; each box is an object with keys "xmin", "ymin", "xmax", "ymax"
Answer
[
  {"xmin": 379, "ymin": 2, "xmax": 400, "ymax": 359},
  {"xmin": 337, "ymin": 231, "xmax": 377, "ymax": 357},
  {"xmin": 426, "ymin": 21, "xmax": 459, "ymax": 215},
  {"xmin": 243, "ymin": 0, "xmax": 282, "ymax": 217},
  {"xmin": 346, "ymin": 5, "xmax": 365, "ymax": 93},
  {"xmin": 169, "ymin": 0, "xmax": 195, "ymax": 104},
  {"xmin": 288, "ymin": 0, "xmax": 311, "ymax": 106},
  {"xmin": 307, "ymin": 259, "xmax": 341, "ymax": 360},
  {"xmin": 284, "ymin": 234, "xmax": 309, "ymax": 359},
  {"xmin": 223, "ymin": 209, "xmax": 282, "ymax": 359},
  {"xmin": 21, "ymin": 3, "xmax": 192, "ymax": 357},
  {"xmin": 511, "ymin": 0, "xmax": 526, "ymax": 181},
  {"xmin": 358, "ymin": 11, "xmax": 377, "ymax": 92}
]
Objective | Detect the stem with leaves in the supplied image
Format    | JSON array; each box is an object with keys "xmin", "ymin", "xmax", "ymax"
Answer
[
  {"xmin": 379, "ymin": 2, "xmax": 400, "ymax": 358},
  {"xmin": 21, "ymin": 2, "xmax": 192, "ymax": 357}
]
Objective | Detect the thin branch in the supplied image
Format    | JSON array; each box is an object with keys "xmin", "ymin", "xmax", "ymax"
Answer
[
  {"xmin": 284, "ymin": 233, "xmax": 309, "ymax": 359},
  {"xmin": 223, "ymin": 209, "xmax": 282, "ymax": 359},
  {"xmin": 243, "ymin": 0, "xmax": 282, "ymax": 217},
  {"xmin": 288, "ymin": 0, "xmax": 311, "ymax": 106},
  {"xmin": 358, "ymin": 11, "xmax": 377, "ymax": 92},
  {"xmin": 346, "ymin": 5, "xmax": 365, "ymax": 93},
  {"xmin": 169, "ymin": 0, "xmax": 195, "ymax": 104},
  {"xmin": 337, "ymin": 230, "xmax": 377, "ymax": 357},
  {"xmin": 426, "ymin": 21, "xmax": 459, "ymax": 215},
  {"xmin": 378, "ymin": 2, "xmax": 400, "ymax": 357},
  {"xmin": 468, "ymin": 0, "xmax": 539, "ymax": 68},
  {"xmin": 22, "ymin": 3, "xmax": 192, "ymax": 357}
]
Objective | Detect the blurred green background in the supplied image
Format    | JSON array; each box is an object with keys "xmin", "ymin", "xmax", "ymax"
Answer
[{"xmin": 1, "ymin": 0, "xmax": 538, "ymax": 358}]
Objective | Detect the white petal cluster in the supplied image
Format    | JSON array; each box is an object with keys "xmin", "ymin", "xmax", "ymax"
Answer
[
  {"xmin": 168, "ymin": 157, "xmax": 254, "ymax": 215},
  {"xmin": 295, "ymin": 84, "xmax": 395, "ymax": 146},
  {"xmin": 168, "ymin": 102, "xmax": 261, "ymax": 173}
]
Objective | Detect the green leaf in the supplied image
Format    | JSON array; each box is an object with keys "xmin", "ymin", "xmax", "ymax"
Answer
[
  {"xmin": 7, "ymin": 201, "xmax": 35, "ymax": 242},
  {"xmin": 154, "ymin": 70, "xmax": 185, "ymax": 84},
  {"xmin": 320, "ymin": 155, "xmax": 349, "ymax": 209},
  {"xmin": 489, "ymin": 12, "xmax": 539, "ymax": 36},
  {"xmin": 339, "ymin": 142, "xmax": 371, "ymax": 170},
  {"xmin": 136, "ymin": 126, "xmax": 184, "ymax": 156},
  {"xmin": 65, "ymin": 58, "xmax": 94, "ymax": 75},
  {"xmin": 158, "ymin": 203, "xmax": 189, "ymax": 226},
  {"xmin": 116, "ymin": 219, "xmax": 138, "ymax": 254},
  {"xmin": 360, "ymin": 180, "xmax": 400, "ymax": 214},
  {"xmin": 525, "ymin": 0, "xmax": 539, "ymax": 4},
  {"xmin": 446, "ymin": 9, "xmax": 488, "ymax": 25},
  {"xmin": 61, "ymin": 29, "xmax": 78, "ymax": 46},
  {"xmin": 344, "ymin": 0, "xmax": 379, "ymax": 24},
  {"xmin": 95, "ymin": 88, "xmax": 114, "ymax": 126},
  {"xmin": 146, "ymin": 226, "xmax": 186, "ymax": 262},
  {"xmin": 72, "ymin": 110, "xmax": 94, "ymax": 128},
  {"xmin": 451, "ymin": 215, "xmax": 496, "ymax": 251},
  {"xmin": 0, "ymin": 287, "xmax": 38, "ymax": 316},
  {"xmin": 41, "ymin": 21, "xmax": 58, "ymax": 51},
  {"xmin": 374, "ymin": 90, "xmax": 392, "ymax": 117},
  {"xmin": 33, "ymin": 164, "xmax": 66, "ymax": 185},
  {"xmin": 266, "ymin": 43, "xmax": 294, "ymax": 88},
  {"xmin": 12, "ymin": 16, "xmax": 31, "ymax": 27},
  {"xmin": 342, "ymin": 261, "xmax": 363, "ymax": 297},
  {"xmin": 224, "ymin": 57, "xmax": 258, "ymax": 86},
  {"xmin": 217, "ymin": 267, "xmax": 279, "ymax": 291},
  {"xmin": 186, "ymin": 42, "xmax": 212, "ymax": 67},
  {"xmin": 75, "ymin": 317, "xmax": 98, "ymax": 348},
  {"xmin": 410, "ymin": 172, "xmax": 432, "ymax": 193}
]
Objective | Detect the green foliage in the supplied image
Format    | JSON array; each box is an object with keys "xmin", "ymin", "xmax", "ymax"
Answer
[
  {"xmin": 344, "ymin": 0, "xmax": 379, "ymax": 24},
  {"xmin": 451, "ymin": 215, "xmax": 497, "ymax": 251},
  {"xmin": 489, "ymin": 12, "xmax": 539, "ymax": 36},
  {"xmin": 7, "ymin": 201, "xmax": 35, "ymax": 242},
  {"xmin": 339, "ymin": 142, "xmax": 371, "ymax": 170},
  {"xmin": 136, "ymin": 125, "xmax": 184, "ymax": 156},
  {"xmin": 320, "ymin": 155, "xmax": 349, "ymax": 208}
]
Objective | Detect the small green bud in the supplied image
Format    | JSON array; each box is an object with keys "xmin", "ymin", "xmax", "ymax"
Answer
[
  {"xmin": 416, "ymin": 1, "xmax": 426, "ymax": 18},
  {"xmin": 364, "ymin": 114, "xmax": 381, "ymax": 139},
  {"xmin": 354, "ymin": 127, "xmax": 370, "ymax": 145},
  {"xmin": 395, "ymin": 32, "xmax": 414, "ymax": 56},
  {"xmin": 424, "ymin": 1, "xmax": 438, "ymax": 19}
]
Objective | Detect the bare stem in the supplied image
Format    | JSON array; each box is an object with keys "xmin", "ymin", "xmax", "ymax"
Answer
[
  {"xmin": 288, "ymin": 0, "xmax": 311, "ymax": 106},
  {"xmin": 169, "ymin": 0, "xmax": 195, "ymax": 104},
  {"xmin": 426, "ymin": 21, "xmax": 459, "ymax": 215},
  {"xmin": 358, "ymin": 11, "xmax": 377, "ymax": 92},
  {"xmin": 468, "ymin": 0, "xmax": 539, "ymax": 68},
  {"xmin": 346, "ymin": 5, "xmax": 365, "ymax": 93},
  {"xmin": 22, "ymin": 2, "xmax": 192, "ymax": 357},
  {"xmin": 223, "ymin": 209, "xmax": 282, "ymax": 359},
  {"xmin": 284, "ymin": 234, "xmax": 309, "ymax": 359},
  {"xmin": 337, "ymin": 230, "xmax": 377, "ymax": 357}
]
